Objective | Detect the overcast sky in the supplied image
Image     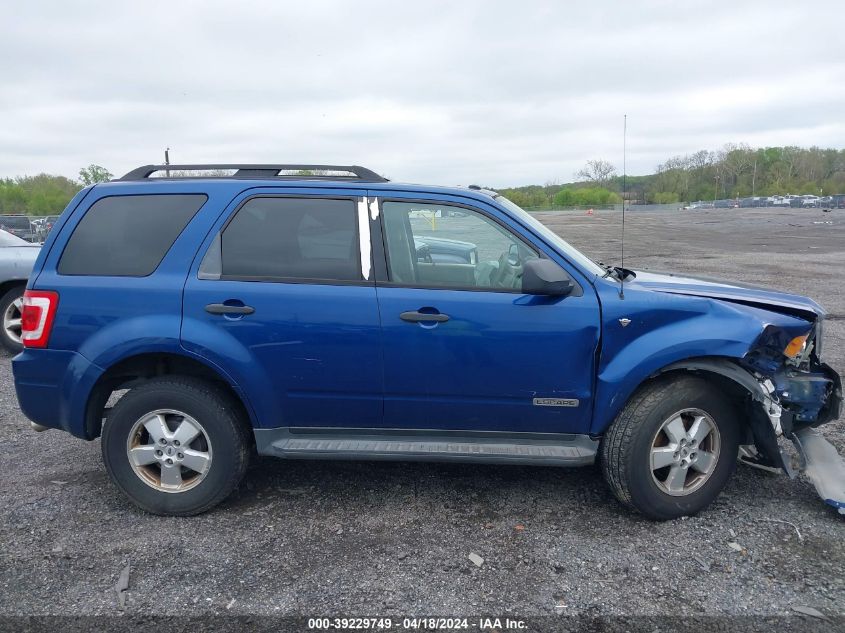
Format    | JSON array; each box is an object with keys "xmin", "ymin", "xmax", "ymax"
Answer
[{"xmin": 1, "ymin": 0, "xmax": 844, "ymax": 187}]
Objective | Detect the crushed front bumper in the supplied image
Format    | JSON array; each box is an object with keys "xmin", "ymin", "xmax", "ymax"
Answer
[
  {"xmin": 778, "ymin": 362, "xmax": 842, "ymax": 431},
  {"xmin": 751, "ymin": 361, "xmax": 844, "ymax": 515},
  {"xmin": 792, "ymin": 427, "xmax": 845, "ymax": 515},
  {"xmin": 787, "ymin": 361, "xmax": 844, "ymax": 515}
]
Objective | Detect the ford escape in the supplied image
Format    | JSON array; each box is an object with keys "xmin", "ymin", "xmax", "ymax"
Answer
[{"xmin": 12, "ymin": 164, "xmax": 843, "ymax": 519}]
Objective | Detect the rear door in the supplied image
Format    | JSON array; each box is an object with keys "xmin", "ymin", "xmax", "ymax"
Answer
[
  {"xmin": 371, "ymin": 192, "xmax": 601, "ymax": 434},
  {"xmin": 181, "ymin": 189, "xmax": 383, "ymax": 429}
]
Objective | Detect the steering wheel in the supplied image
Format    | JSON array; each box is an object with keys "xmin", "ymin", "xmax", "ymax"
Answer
[
  {"xmin": 491, "ymin": 245, "xmax": 525, "ymax": 289},
  {"xmin": 417, "ymin": 244, "xmax": 434, "ymax": 264}
]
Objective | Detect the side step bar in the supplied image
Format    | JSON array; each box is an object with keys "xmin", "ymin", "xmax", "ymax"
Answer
[{"xmin": 254, "ymin": 428, "xmax": 598, "ymax": 466}]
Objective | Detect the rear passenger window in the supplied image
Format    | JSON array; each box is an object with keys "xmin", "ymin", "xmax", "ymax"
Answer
[
  {"xmin": 58, "ymin": 194, "xmax": 207, "ymax": 276},
  {"xmin": 216, "ymin": 197, "xmax": 361, "ymax": 281}
]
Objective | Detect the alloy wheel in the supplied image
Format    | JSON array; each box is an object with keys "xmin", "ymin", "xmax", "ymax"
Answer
[
  {"xmin": 650, "ymin": 408, "xmax": 721, "ymax": 496},
  {"xmin": 126, "ymin": 409, "xmax": 213, "ymax": 493},
  {"xmin": 3, "ymin": 296, "xmax": 22, "ymax": 345}
]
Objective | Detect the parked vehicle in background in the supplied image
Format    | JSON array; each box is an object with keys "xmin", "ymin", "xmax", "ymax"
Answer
[
  {"xmin": 0, "ymin": 215, "xmax": 37, "ymax": 242},
  {"xmin": 32, "ymin": 215, "xmax": 61, "ymax": 242},
  {"xmin": 11, "ymin": 163, "xmax": 843, "ymax": 520},
  {"xmin": 30, "ymin": 219, "xmax": 46, "ymax": 241},
  {"xmin": 0, "ymin": 229, "xmax": 40, "ymax": 352},
  {"xmin": 414, "ymin": 236, "xmax": 477, "ymax": 264},
  {"xmin": 718, "ymin": 195, "xmax": 843, "ymax": 209},
  {"xmin": 740, "ymin": 197, "xmax": 768, "ymax": 208}
]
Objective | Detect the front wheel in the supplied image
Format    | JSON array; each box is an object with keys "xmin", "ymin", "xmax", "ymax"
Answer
[
  {"xmin": 101, "ymin": 377, "xmax": 251, "ymax": 516},
  {"xmin": 601, "ymin": 376, "xmax": 740, "ymax": 520}
]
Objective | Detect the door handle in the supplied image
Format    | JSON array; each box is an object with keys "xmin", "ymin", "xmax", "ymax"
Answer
[
  {"xmin": 400, "ymin": 310, "xmax": 450, "ymax": 323},
  {"xmin": 205, "ymin": 303, "xmax": 255, "ymax": 315}
]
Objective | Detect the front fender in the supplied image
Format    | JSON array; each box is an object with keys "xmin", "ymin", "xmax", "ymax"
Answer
[
  {"xmin": 592, "ymin": 335, "xmax": 750, "ymax": 435},
  {"xmin": 592, "ymin": 283, "xmax": 811, "ymax": 435}
]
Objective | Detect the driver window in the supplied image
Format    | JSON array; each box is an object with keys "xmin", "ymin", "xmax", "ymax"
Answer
[{"xmin": 382, "ymin": 201, "xmax": 538, "ymax": 290}]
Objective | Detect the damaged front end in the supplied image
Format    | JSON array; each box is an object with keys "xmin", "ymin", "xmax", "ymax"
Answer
[
  {"xmin": 624, "ymin": 269, "xmax": 843, "ymax": 513},
  {"xmin": 739, "ymin": 318, "xmax": 844, "ymax": 514}
]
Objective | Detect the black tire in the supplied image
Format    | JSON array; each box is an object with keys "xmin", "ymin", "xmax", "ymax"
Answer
[
  {"xmin": 0, "ymin": 285, "xmax": 25, "ymax": 354},
  {"xmin": 600, "ymin": 375, "xmax": 740, "ymax": 520},
  {"xmin": 101, "ymin": 376, "xmax": 251, "ymax": 516}
]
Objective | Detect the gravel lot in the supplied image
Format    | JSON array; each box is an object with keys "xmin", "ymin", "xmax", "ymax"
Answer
[{"xmin": 0, "ymin": 206, "xmax": 843, "ymax": 621}]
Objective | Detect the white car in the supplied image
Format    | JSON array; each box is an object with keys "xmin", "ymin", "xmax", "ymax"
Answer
[{"xmin": 0, "ymin": 229, "xmax": 40, "ymax": 352}]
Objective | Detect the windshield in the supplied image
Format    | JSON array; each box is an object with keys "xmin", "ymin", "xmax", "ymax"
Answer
[
  {"xmin": 495, "ymin": 195, "xmax": 605, "ymax": 277},
  {"xmin": 0, "ymin": 229, "xmax": 31, "ymax": 246}
]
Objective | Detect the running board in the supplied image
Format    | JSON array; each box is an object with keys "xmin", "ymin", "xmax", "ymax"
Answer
[{"xmin": 254, "ymin": 428, "xmax": 598, "ymax": 466}]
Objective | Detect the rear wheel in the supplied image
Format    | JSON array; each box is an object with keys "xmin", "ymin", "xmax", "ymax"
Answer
[
  {"xmin": 101, "ymin": 377, "xmax": 251, "ymax": 516},
  {"xmin": 0, "ymin": 285, "xmax": 25, "ymax": 353},
  {"xmin": 601, "ymin": 376, "xmax": 740, "ymax": 520}
]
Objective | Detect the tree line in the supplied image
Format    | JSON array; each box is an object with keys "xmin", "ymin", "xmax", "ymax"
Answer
[
  {"xmin": 498, "ymin": 145, "xmax": 845, "ymax": 208},
  {"xmin": 0, "ymin": 165, "xmax": 112, "ymax": 215},
  {"xmin": 3, "ymin": 147, "xmax": 844, "ymax": 214}
]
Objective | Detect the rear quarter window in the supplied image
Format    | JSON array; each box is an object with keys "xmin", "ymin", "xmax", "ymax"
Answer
[{"xmin": 58, "ymin": 194, "xmax": 207, "ymax": 276}]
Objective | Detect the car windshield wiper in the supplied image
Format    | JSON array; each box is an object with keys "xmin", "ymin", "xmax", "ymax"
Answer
[
  {"xmin": 598, "ymin": 263, "xmax": 635, "ymax": 281},
  {"xmin": 597, "ymin": 262, "xmax": 619, "ymax": 279}
]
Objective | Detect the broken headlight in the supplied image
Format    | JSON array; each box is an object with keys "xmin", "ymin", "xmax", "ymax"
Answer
[{"xmin": 784, "ymin": 334, "xmax": 809, "ymax": 359}]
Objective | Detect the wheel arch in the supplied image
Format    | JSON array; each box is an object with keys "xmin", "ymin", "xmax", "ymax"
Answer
[
  {"xmin": 84, "ymin": 351, "xmax": 257, "ymax": 440},
  {"xmin": 656, "ymin": 357, "xmax": 768, "ymax": 401},
  {"xmin": 0, "ymin": 279, "xmax": 27, "ymax": 297},
  {"xmin": 602, "ymin": 356, "xmax": 786, "ymax": 471}
]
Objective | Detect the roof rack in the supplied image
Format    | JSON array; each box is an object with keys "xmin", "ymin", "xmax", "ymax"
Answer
[{"xmin": 119, "ymin": 164, "xmax": 388, "ymax": 182}]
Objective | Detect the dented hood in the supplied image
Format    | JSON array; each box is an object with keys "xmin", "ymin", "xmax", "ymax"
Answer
[{"xmin": 630, "ymin": 270, "xmax": 824, "ymax": 320}]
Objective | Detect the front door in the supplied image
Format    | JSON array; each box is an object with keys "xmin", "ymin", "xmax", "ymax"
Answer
[
  {"xmin": 372, "ymin": 195, "xmax": 600, "ymax": 434},
  {"xmin": 182, "ymin": 191, "xmax": 383, "ymax": 429}
]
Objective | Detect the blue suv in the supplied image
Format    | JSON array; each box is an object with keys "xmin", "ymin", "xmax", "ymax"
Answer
[{"xmin": 12, "ymin": 164, "xmax": 843, "ymax": 519}]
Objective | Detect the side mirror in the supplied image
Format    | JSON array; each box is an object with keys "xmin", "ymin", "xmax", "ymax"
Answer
[{"xmin": 522, "ymin": 258, "xmax": 575, "ymax": 297}]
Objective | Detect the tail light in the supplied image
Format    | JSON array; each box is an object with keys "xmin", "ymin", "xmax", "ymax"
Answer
[{"xmin": 21, "ymin": 290, "xmax": 59, "ymax": 348}]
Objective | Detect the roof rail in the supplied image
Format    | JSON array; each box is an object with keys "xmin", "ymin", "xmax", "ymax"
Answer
[{"xmin": 118, "ymin": 164, "xmax": 388, "ymax": 182}]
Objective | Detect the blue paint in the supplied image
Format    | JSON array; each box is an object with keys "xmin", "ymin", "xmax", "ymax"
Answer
[{"xmin": 12, "ymin": 176, "xmax": 839, "ymax": 445}]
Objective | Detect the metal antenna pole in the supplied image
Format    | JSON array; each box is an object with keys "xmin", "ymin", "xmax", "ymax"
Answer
[
  {"xmin": 165, "ymin": 148, "xmax": 171, "ymax": 177},
  {"xmin": 620, "ymin": 114, "xmax": 626, "ymax": 299},
  {"xmin": 752, "ymin": 159, "xmax": 757, "ymax": 197}
]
